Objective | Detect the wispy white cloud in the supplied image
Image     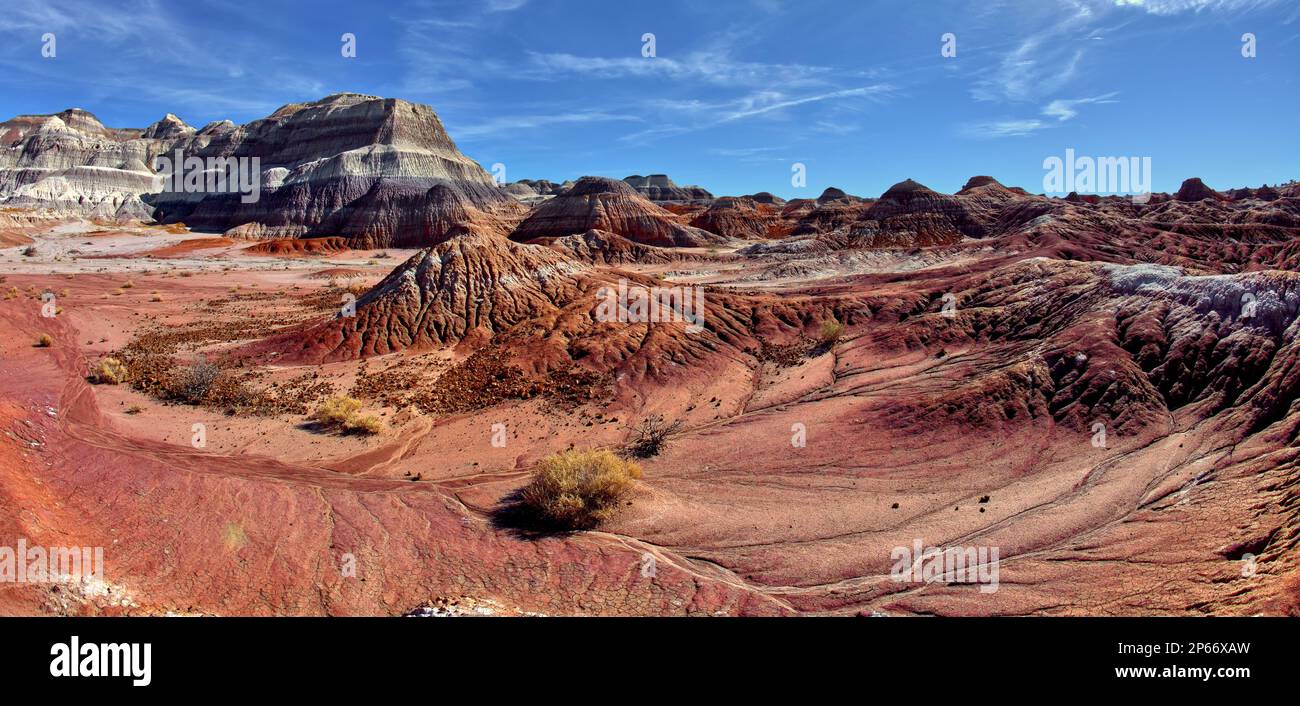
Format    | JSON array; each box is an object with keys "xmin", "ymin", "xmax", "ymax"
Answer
[
  {"xmin": 811, "ymin": 120, "xmax": 861, "ymax": 135},
  {"xmin": 960, "ymin": 119, "xmax": 1051, "ymax": 138},
  {"xmin": 972, "ymin": 18, "xmax": 1091, "ymax": 104},
  {"xmin": 1, "ymin": 0, "xmax": 199, "ymax": 63},
  {"xmin": 960, "ymin": 91, "xmax": 1116, "ymax": 139},
  {"xmin": 485, "ymin": 0, "xmax": 528, "ymax": 10},
  {"xmin": 527, "ymin": 51, "xmax": 838, "ymax": 88},
  {"xmin": 708, "ymin": 146, "xmax": 783, "ymax": 157},
  {"xmin": 0, "ymin": 0, "xmax": 327, "ymax": 124},
  {"xmin": 706, "ymin": 146, "xmax": 791, "ymax": 163},
  {"xmin": 973, "ymin": 0, "xmax": 1278, "ymax": 104},
  {"xmin": 1042, "ymin": 92, "xmax": 1119, "ymax": 120},
  {"xmin": 621, "ymin": 84, "xmax": 892, "ymax": 143},
  {"xmin": 451, "ymin": 111, "xmax": 642, "ymax": 139},
  {"xmin": 1111, "ymin": 0, "xmax": 1281, "ymax": 16},
  {"xmin": 720, "ymin": 85, "xmax": 893, "ymax": 122}
]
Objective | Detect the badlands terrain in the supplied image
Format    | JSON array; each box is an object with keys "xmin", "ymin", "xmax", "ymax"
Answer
[{"xmin": 1, "ymin": 93, "xmax": 1298, "ymax": 616}]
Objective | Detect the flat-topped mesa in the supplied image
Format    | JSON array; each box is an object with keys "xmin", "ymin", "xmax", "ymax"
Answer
[
  {"xmin": 509, "ymin": 176, "xmax": 725, "ymax": 247},
  {"xmin": 1175, "ymin": 177, "xmax": 1226, "ymax": 202},
  {"xmin": 150, "ymin": 93, "xmax": 523, "ymax": 245},
  {"xmin": 623, "ymin": 173, "xmax": 714, "ymax": 202},
  {"xmin": 0, "ymin": 93, "xmax": 524, "ymax": 242}
]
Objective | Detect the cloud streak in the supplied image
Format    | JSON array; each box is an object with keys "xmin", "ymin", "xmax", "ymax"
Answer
[
  {"xmin": 451, "ymin": 111, "xmax": 642, "ymax": 139},
  {"xmin": 1042, "ymin": 92, "xmax": 1119, "ymax": 121}
]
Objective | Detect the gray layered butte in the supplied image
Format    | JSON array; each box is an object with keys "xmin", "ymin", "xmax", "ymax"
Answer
[{"xmin": 0, "ymin": 93, "xmax": 523, "ymax": 248}]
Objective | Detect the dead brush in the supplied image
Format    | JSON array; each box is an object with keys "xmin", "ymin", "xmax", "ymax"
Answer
[
  {"xmin": 168, "ymin": 361, "xmax": 220, "ymax": 404},
  {"xmin": 624, "ymin": 414, "xmax": 684, "ymax": 458}
]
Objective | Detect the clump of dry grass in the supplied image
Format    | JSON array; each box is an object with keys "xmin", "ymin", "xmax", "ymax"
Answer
[
  {"xmin": 34, "ymin": 333, "xmax": 53, "ymax": 348},
  {"xmin": 89, "ymin": 357, "xmax": 129, "ymax": 384},
  {"xmin": 309, "ymin": 395, "xmax": 383, "ymax": 435},
  {"xmin": 346, "ymin": 413, "xmax": 384, "ymax": 435},
  {"xmin": 311, "ymin": 395, "xmax": 361, "ymax": 426},
  {"xmin": 121, "ymin": 280, "xmax": 135, "ymax": 289},
  {"xmin": 517, "ymin": 449, "xmax": 642, "ymax": 530},
  {"xmin": 818, "ymin": 318, "xmax": 845, "ymax": 348}
]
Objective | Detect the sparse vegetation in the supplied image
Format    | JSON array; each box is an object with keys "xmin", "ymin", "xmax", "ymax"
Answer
[
  {"xmin": 122, "ymin": 280, "xmax": 135, "ymax": 289},
  {"xmin": 346, "ymin": 413, "xmax": 384, "ymax": 435},
  {"xmin": 21, "ymin": 245, "xmax": 37, "ymax": 257},
  {"xmin": 89, "ymin": 357, "xmax": 129, "ymax": 385},
  {"xmin": 311, "ymin": 394, "xmax": 361, "ymax": 426},
  {"xmin": 818, "ymin": 318, "xmax": 845, "ymax": 348},
  {"xmin": 625, "ymin": 414, "xmax": 684, "ymax": 458},
  {"xmin": 309, "ymin": 395, "xmax": 383, "ymax": 435},
  {"xmin": 34, "ymin": 333, "xmax": 53, "ymax": 347},
  {"xmin": 169, "ymin": 361, "xmax": 220, "ymax": 404},
  {"xmin": 517, "ymin": 449, "xmax": 642, "ymax": 530}
]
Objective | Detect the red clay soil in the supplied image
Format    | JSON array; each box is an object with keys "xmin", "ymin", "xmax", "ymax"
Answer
[
  {"xmin": 3, "ymin": 180, "xmax": 1300, "ymax": 616},
  {"xmin": 0, "ymin": 231, "xmax": 33, "ymax": 248},
  {"xmin": 142, "ymin": 237, "xmax": 235, "ymax": 257},
  {"xmin": 307, "ymin": 268, "xmax": 369, "ymax": 280},
  {"xmin": 243, "ymin": 237, "xmax": 351, "ymax": 256},
  {"xmin": 0, "ymin": 293, "xmax": 783, "ymax": 616}
]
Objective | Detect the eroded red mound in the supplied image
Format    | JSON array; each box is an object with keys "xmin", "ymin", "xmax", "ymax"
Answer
[{"xmin": 243, "ymin": 237, "xmax": 351, "ymax": 256}]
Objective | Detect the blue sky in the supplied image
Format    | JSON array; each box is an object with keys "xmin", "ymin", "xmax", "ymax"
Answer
[{"xmin": 1, "ymin": 0, "xmax": 1296, "ymax": 198}]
